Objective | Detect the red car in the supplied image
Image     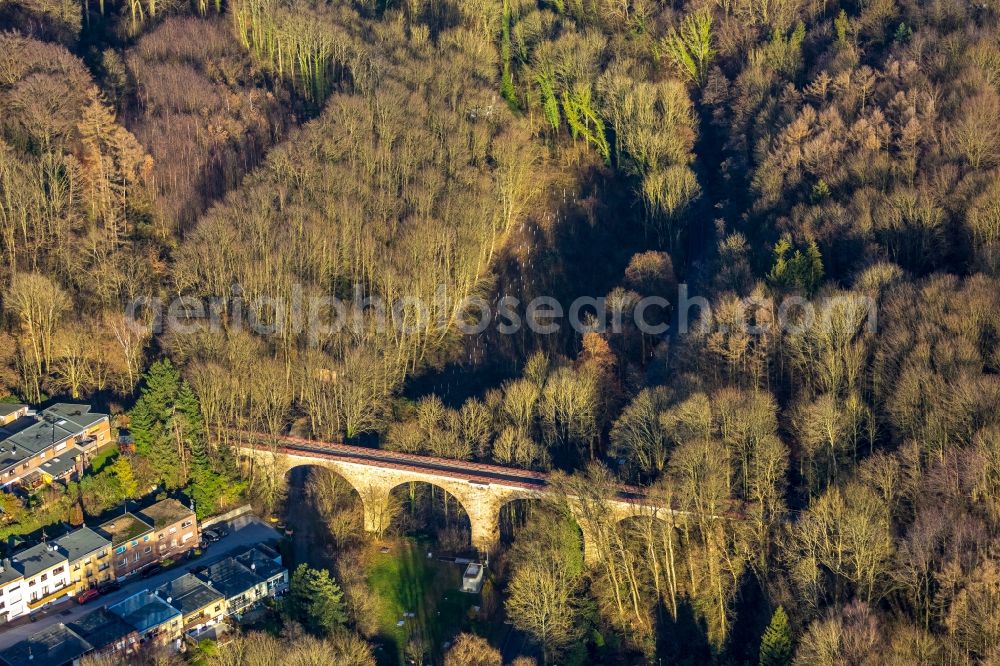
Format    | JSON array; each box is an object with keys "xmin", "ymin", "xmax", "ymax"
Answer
[{"xmin": 76, "ymin": 588, "xmax": 101, "ymax": 605}]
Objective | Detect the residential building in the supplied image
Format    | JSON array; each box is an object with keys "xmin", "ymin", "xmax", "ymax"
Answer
[
  {"xmin": 67, "ymin": 608, "xmax": 140, "ymax": 659},
  {"xmin": 10, "ymin": 542, "xmax": 70, "ymax": 611},
  {"xmin": 155, "ymin": 573, "xmax": 225, "ymax": 637},
  {"xmin": 234, "ymin": 544, "xmax": 289, "ymax": 597},
  {"xmin": 137, "ymin": 498, "xmax": 199, "ymax": 561},
  {"xmin": 0, "ymin": 405, "xmax": 27, "ymax": 428},
  {"xmin": 53, "ymin": 527, "xmax": 113, "ymax": 594},
  {"xmin": 0, "ymin": 404, "xmax": 112, "ymax": 489},
  {"xmin": 0, "ymin": 622, "xmax": 92, "ymax": 666},
  {"xmin": 198, "ymin": 557, "xmax": 265, "ymax": 617},
  {"xmin": 97, "ymin": 513, "xmax": 155, "ymax": 579},
  {"xmin": 107, "ymin": 591, "xmax": 183, "ymax": 649},
  {"xmin": 0, "ymin": 565, "xmax": 25, "ymax": 623}
]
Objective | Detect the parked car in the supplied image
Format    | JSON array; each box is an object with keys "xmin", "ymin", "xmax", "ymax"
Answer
[
  {"xmin": 188, "ymin": 565, "xmax": 208, "ymax": 576},
  {"xmin": 97, "ymin": 580, "xmax": 120, "ymax": 595},
  {"xmin": 213, "ymin": 525, "xmax": 230, "ymax": 538},
  {"xmin": 202, "ymin": 529, "xmax": 221, "ymax": 543},
  {"xmin": 76, "ymin": 588, "xmax": 101, "ymax": 605},
  {"xmin": 140, "ymin": 564, "xmax": 163, "ymax": 579}
]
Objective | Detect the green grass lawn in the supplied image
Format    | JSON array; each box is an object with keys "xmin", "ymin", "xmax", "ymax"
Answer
[
  {"xmin": 88, "ymin": 442, "xmax": 119, "ymax": 473},
  {"xmin": 366, "ymin": 538, "xmax": 479, "ymax": 665}
]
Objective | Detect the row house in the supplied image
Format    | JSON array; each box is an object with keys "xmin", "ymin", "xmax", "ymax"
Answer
[
  {"xmin": 0, "ymin": 527, "xmax": 109, "ymax": 623},
  {"xmin": 0, "ymin": 567, "xmax": 24, "ymax": 624},
  {"xmin": 97, "ymin": 513, "xmax": 156, "ymax": 579},
  {"xmin": 0, "ymin": 525, "xmax": 113, "ymax": 624},
  {"xmin": 0, "ymin": 404, "xmax": 112, "ymax": 489},
  {"xmin": 106, "ymin": 591, "xmax": 183, "ymax": 650},
  {"xmin": 0, "ymin": 608, "xmax": 143, "ymax": 666},
  {"xmin": 10, "ymin": 542, "xmax": 70, "ymax": 612},
  {"xmin": 137, "ymin": 499, "xmax": 199, "ymax": 562},
  {"xmin": 0, "ymin": 543, "xmax": 290, "ymax": 663},
  {"xmin": 53, "ymin": 527, "xmax": 113, "ymax": 594},
  {"xmin": 154, "ymin": 574, "xmax": 225, "ymax": 637},
  {"xmin": 0, "ymin": 622, "xmax": 92, "ymax": 666},
  {"xmin": 67, "ymin": 608, "xmax": 141, "ymax": 660},
  {"xmin": 235, "ymin": 544, "xmax": 289, "ymax": 598},
  {"xmin": 96, "ymin": 498, "xmax": 199, "ymax": 580},
  {"xmin": 0, "ymin": 405, "xmax": 28, "ymax": 428},
  {"xmin": 193, "ymin": 545, "xmax": 288, "ymax": 618}
]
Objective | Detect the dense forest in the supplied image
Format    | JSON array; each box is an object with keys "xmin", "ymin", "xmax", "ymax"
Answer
[{"xmin": 2, "ymin": 0, "xmax": 1000, "ymax": 662}]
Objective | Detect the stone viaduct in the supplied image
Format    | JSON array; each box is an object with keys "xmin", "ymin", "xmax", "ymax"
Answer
[{"xmin": 231, "ymin": 432, "xmax": 669, "ymax": 561}]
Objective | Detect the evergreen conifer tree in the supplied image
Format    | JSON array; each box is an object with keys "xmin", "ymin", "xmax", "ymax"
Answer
[{"xmin": 759, "ymin": 606, "xmax": 792, "ymax": 666}]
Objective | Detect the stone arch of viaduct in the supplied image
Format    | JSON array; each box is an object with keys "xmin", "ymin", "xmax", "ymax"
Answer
[{"xmin": 240, "ymin": 445, "xmax": 658, "ymax": 562}]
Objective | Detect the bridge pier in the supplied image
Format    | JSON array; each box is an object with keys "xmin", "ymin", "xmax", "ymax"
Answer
[
  {"xmin": 357, "ymin": 481, "xmax": 394, "ymax": 539},
  {"xmin": 467, "ymin": 497, "xmax": 501, "ymax": 555}
]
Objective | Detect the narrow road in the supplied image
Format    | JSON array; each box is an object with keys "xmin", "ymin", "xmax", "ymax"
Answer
[
  {"xmin": 284, "ymin": 466, "xmax": 337, "ymax": 571},
  {"xmin": 0, "ymin": 518, "xmax": 281, "ymax": 650}
]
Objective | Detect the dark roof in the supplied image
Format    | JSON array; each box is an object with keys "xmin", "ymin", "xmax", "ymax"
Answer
[
  {"xmin": 11, "ymin": 543, "xmax": 67, "ymax": 579},
  {"xmin": 36, "ymin": 447, "xmax": 83, "ymax": 480},
  {"xmin": 0, "ymin": 404, "xmax": 25, "ymax": 418},
  {"xmin": 67, "ymin": 608, "xmax": 137, "ymax": 651},
  {"xmin": 0, "ymin": 404, "xmax": 106, "ymax": 476},
  {"xmin": 139, "ymin": 498, "xmax": 193, "ymax": 529},
  {"xmin": 41, "ymin": 404, "xmax": 107, "ymax": 431},
  {"xmin": 54, "ymin": 527, "xmax": 110, "ymax": 563},
  {"xmin": 97, "ymin": 513, "xmax": 152, "ymax": 547},
  {"xmin": 0, "ymin": 562, "xmax": 22, "ymax": 587},
  {"xmin": 108, "ymin": 591, "xmax": 181, "ymax": 633},
  {"xmin": 155, "ymin": 574, "xmax": 223, "ymax": 616},
  {"xmin": 235, "ymin": 546, "xmax": 285, "ymax": 581},
  {"xmin": 199, "ymin": 557, "xmax": 262, "ymax": 599},
  {"xmin": 0, "ymin": 623, "xmax": 92, "ymax": 666}
]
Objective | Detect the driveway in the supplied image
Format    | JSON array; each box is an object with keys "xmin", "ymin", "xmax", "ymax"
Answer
[{"xmin": 0, "ymin": 517, "xmax": 282, "ymax": 651}]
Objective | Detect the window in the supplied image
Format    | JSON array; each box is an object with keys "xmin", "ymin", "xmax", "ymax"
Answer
[
  {"xmin": 52, "ymin": 567, "xmax": 64, "ymax": 576},
  {"xmin": 39, "ymin": 574, "xmax": 46, "ymax": 582},
  {"xmin": 28, "ymin": 581, "xmax": 34, "ymax": 587},
  {"xmin": 169, "ymin": 527, "xmax": 176, "ymax": 534},
  {"xmin": 181, "ymin": 521, "xmax": 192, "ymax": 529},
  {"xmin": 55, "ymin": 442, "xmax": 66, "ymax": 452},
  {"xmin": 130, "ymin": 540, "xmax": 138, "ymax": 547},
  {"xmin": 115, "ymin": 546, "xmax": 126, "ymax": 554},
  {"xmin": 143, "ymin": 535, "xmax": 150, "ymax": 542},
  {"xmin": 119, "ymin": 559, "xmax": 126, "ymax": 567},
  {"xmin": 143, "ymin": 547, "xmax": 151, "ymax": 554},
  {"xmin": 9, "ymin": 585, "xmax": 19, "ymax": 593}
]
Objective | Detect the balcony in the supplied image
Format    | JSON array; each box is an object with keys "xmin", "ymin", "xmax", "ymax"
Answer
[{"xmin": 26, "ymin": 585, "xmax": 69, "ymax": 610}]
